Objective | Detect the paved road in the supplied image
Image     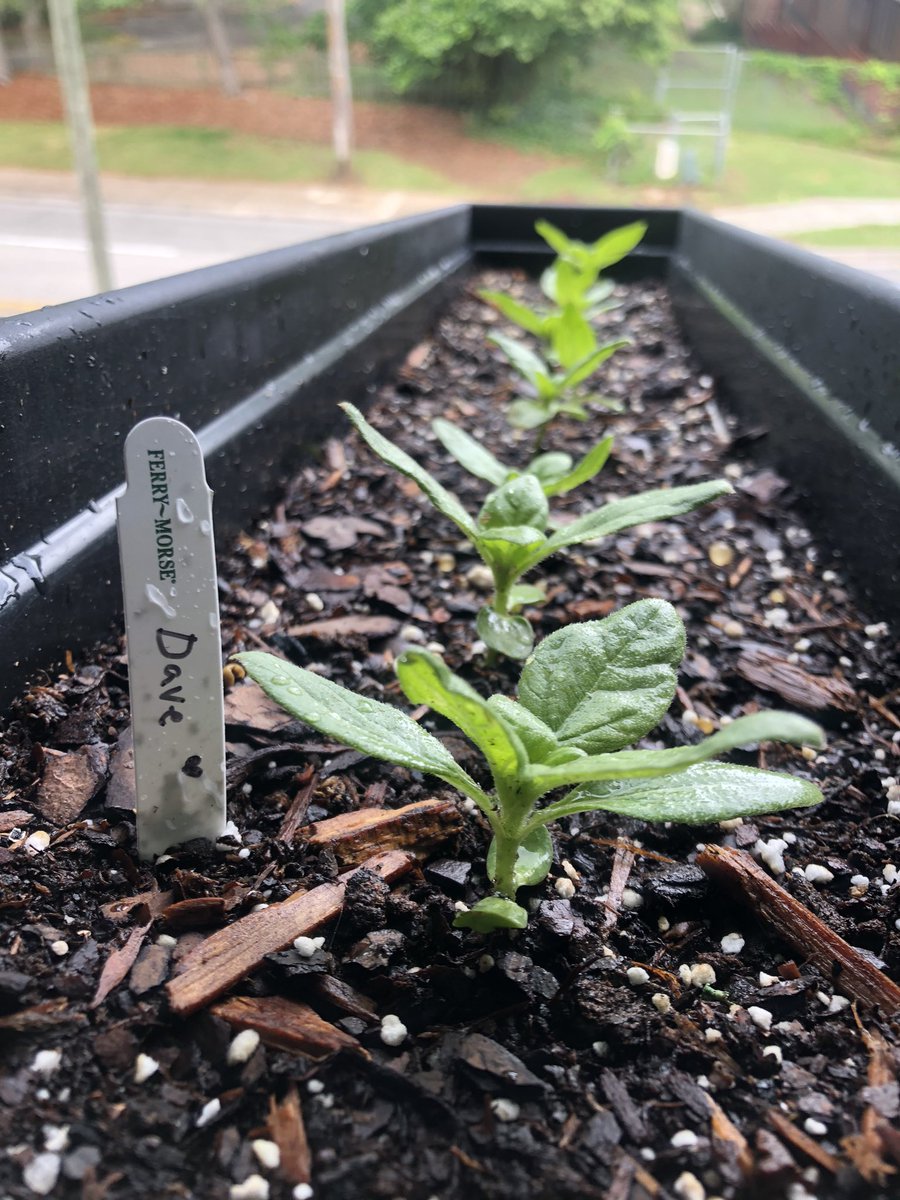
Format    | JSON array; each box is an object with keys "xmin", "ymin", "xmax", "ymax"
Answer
[{"xmin": 0, "ymin": 195, "xmax": 362, "ymax": 315}]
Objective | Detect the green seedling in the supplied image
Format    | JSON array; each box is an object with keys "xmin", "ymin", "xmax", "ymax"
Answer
[
  {"xmin": 342, "ymin": 402, "xmax": 730, "ymax": 659},
  {"xmin": 488, "ymin": 331, "xmax": 627, "ymax": 432},
  {"xmin": 479, "ymin": 219, "xmax": 646, "ymax": 436},
  {"xmin": 236, "ymin": 598, "xmax": 825, "ymax": 933},
  {"xmin": 535, "ymin": 218, "xmax": 648, "ymax": 312},
  {"xmin": 431, "ymin": 417, "xmax": 614, "ymax": 498}
]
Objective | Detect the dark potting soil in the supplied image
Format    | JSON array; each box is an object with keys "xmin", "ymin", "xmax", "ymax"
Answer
[{"xmin": 2, "ymin": 274, "xmax": 900, "ymax": 1200}]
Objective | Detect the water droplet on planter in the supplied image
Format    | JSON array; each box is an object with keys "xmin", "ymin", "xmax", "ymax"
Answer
[
  {"xmin": 176, "ymin": 498, "xmax": 194, "ymax": 524},
  {"xmin": 200, "ymin": 520, "xmax": 211, "ymax": 536}
]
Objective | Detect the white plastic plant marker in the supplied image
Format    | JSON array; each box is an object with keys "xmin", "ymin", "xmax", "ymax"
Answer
[{"xmin": 117, "ymin": 417, "xmax": 226, "ymax": 859}]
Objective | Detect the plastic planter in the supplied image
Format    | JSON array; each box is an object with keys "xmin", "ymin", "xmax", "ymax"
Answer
[{"xmin": 1, "ymin": 203, "xmax": 898, "ymax": 705}]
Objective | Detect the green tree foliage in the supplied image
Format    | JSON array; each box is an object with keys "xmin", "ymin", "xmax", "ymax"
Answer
[{"xmin": 350, "ymin": 0, "xmax": 680, "ymax": 102}]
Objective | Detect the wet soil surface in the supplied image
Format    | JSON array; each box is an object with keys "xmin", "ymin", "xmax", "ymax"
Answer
[{"xmin": 2, "ymin": 277, "xmax": 900, "ymax": 1200}]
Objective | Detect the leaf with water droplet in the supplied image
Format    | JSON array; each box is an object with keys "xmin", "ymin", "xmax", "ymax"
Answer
[
  {"xmin": 486, "ymin": 826, "xmax": 553, "ymax": 888},
  {"xmin": 476, "ymin": 607, "xmax": 534, "ymax": 660}
]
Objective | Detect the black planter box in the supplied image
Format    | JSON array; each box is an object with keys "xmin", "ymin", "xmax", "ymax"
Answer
[{"xmin": 2, "ymin": 204, "xmax": 898, "ymax": 706}]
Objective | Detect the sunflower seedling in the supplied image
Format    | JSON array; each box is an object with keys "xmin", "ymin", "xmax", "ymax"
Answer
[
  {"xmin": 236, "ymin": 598, "xmax": 825, "ymax": 933},
  {"xmin": 488, "ymin": 331, "xmax": 627, "ymax": 432},
  {"xmin": 481, "ymin": 219, "xmax": 646, "ymax": 433},
  {"xmin": 342, "ymin": 402, "xmax": 730, "ymax": 659},
  {"xmin": 431, "ymin": 417, "xmax": 614, "ymax": 499}
]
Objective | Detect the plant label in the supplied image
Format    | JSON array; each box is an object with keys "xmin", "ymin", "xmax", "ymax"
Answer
[{"xmin": 117, "ymin": 417, "xmax": 226, "ymax": 860}]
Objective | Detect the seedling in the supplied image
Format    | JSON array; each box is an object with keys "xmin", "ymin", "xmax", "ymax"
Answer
[
  {"xmin": 432, "ymin": 417, "xmax": 614, "ymax": 498},
  {"xmin": 480, "ymin": 219, "xmax": 647, "ymax": 433},
  {"xmin": 535, "ymin": 218, "xmax": 648, "ymax": 311},
  {"xmin": 342, "ymin": 402, "xmax": 730, "ymax": 659},
  {"xmin": 488, "ymin": 332, "xmax": 627, "ymax": 432},
  {"xmin": 236, "ymin": 598, "xmax": 825, "ymax": 932}
]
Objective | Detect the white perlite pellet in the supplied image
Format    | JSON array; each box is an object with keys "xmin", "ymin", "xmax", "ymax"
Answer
[
  {"xmin": 30, "ymin": 1050, "xmax": 62, "ymax": 1077},
  {"xmin": 561, "ymin": 859, "xmax": 580, "ymax": 883},
  {"xmin": 196, "ymin": 1098, "xmax": 221, "ymax": 1128},
  {"xmin": 704, "ymin": 1028, "xmax": 722, "ymax": 1043},
  {"xmin": 42, "ymin": 1125, "xmax": 69, "ymax": 1153},
  {"xmin": 380, "ymin": 1014, "xmax": 408, "ymax": 1047},
  {"xmin": 883, "ymin": 864, "xmax": 898, "ymax": 884},
  {"xmin": 23, "ymin": 1152, "xmax": 61, "ymax": 1196},
  {"xmin": 850, "ymin": 874, "xmax": 870, "ymax": 895},
  {"xmin": 621, "ymin": 888, "xmax": 643, "ymax": 909},
  {"xmin": 759, "ymin": 972, "xmax": 779, "ymax": 988},
  {"xmin": 251, "ymin": 1140, "xmax": 281, "ymax": 1171},
  {"xmin": 229, "ymin": 1175, "xmax": 270, "ymax": 1200},
  {"xmin": 652, "ymin": 993, "xmax": 671, "ymax": 1014},
  {"xmin": 49, "ymin": 940, "xmax": 68, "ymax": 956},
  {"xmin": 554, "ymin": 877, "xmax": 576, "ymax": 899},
  {"xmin": 293, "ymin": 936, "xmax": 325, "ymax": 958},
  {"xmin": 134, "ymin": 1054, "xmax": 160, "ymax": 1083},
  {"xmin": 803, "ymin": 1118, "xmax": 828, "ymax": 1137},
  {"xmin": 227, "ymin": 1029, "xmax": 261, "ymax": 1066},
  {"xmin": 491, "ymin": 1098, "xmax": 520, "ymax": 1122},
  {"xmin": 755, "ymin": 838, "xmax": 788, "ymax": 875},
  {"xmin": 748, "ymin": 1006, "xmax": 773, "ymax": 1032},
  {"xmin": 689, "ymin": 963, "xmax": 716, "ymax": 988},
  {"xmin": 671, "ymin": 1129, "xmax": 699, "ymax": 1150},
  {"xmin": 293, "ymin": 1187, "xmax": 314, "ymax": 1200},
  {"xmin": 720, "ymin": 932, "xmax": 745, "ymax": 954},
  {"xmin": 626, "ymin": 967, "xmax": 650, "ymax": 987},
  {"xmin": 762, "ymin": 1045, "xmax": 783, "ymax": 1065},
  {"xmin": 804, "ymin": 864, "xmax": 834, "ymax": 885}
]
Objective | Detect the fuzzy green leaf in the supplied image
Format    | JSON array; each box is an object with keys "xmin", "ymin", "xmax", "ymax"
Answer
[
  {"xmin": 489, "ymin": 332, "xmax": 550, "ymax": 391},
  {"xmin": 396, "ymin": 649, "xmax": 525, "ymax": 785},
  {"xmin": 507, "ymin": 398, "xmax": 552, "ymax": 430},
  {"xmin": 477, "ymin": 524, "xmax": 546, "ymax": 550},
  {"xmin": 518, "ymin": 598, "xmax": 685, "ymax": 754},
  {"xmin": 486, "ymin": 696, "xmax": 558, "ymax": 764},
  {"xmin": 479, "ymin": 289, "xmax": 547, "ymax": 337},
  {"xmin": 585, "ymin": 221, "xmax": 648, "ymax": 272},
  {"xmin": 549, "ymin": 306, "xmax": 598, "ymax": 370},
  {"xmin": 535, "ymin": 218, "xmax": 575, "ymax": 260},
  {"xmin": 530, "ymin": 480, "xmax": 732, "ymax": 564},
  {"xmin": 235, "ymin": 651, "xmax": 487, "ymax": 805},
  {"xmin": 431, "ymin": 418, "xmax": 509, "ymax": 487},
  {"xmin": 526, "ymin": 710, "xmax": 826, "ymax": 796},
  {"xmin": 487, "ymin": 826, "xmax": 553, "ymax": 888},
  {"xmin": 479, "ymin": 475, "xmax": 549, "ymax": 532},
  {"xmin": 537, "ymin": 762, "xmax": 822, "ymax": 826},
  {"xmin": 454, "ymin": 896, "xmax": 528, "ymax": 932},
  {"xmin": 477, "ymin": 607, "xmax": 534, "ymax": 659},
  {"xmin": 340, "ymin": 403, "xmax": 477, "ymax": 539},
  {"xmin": 527, "ymin": 452, "xmax": 573, "ymax": 487},
  {"xmin": 508, "ymin": 582, "xmax": 546, "ymax": 609},
  {"xmin": 561, "ymin": 339, "xmax": 629, "ymax": 390},
  {"xmin": 542, "ymin": 436, "xmax": 614, "ymax": 497}
]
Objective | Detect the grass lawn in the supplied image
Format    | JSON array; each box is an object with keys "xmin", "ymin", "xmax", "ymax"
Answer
[
  {"xmin": 3, "ymin": 115, "xmax": 900, "ymax": 211},
  {"xmin": 789, "ymin": 224, "xmax": 900, "ymax": 247},
  {"xmin": 0, "ymin": 120, "xmax": 457, "ymax": 192},
  {"xmin": 516, "ymin": 130, "xmax": 900, "ymax": 207}
]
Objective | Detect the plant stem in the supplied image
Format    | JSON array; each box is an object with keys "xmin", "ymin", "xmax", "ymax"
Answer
[{"xmin": 492, "ymin": 827, "xmax": 522, "ymax": 899}]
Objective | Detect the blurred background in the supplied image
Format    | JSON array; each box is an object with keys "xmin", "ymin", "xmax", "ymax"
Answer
[{"xmin": 2, "ymin": 0, "xmax": 900, "ymax": 313}]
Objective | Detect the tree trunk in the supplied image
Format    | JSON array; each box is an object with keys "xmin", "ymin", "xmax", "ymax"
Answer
[
  {"xmin": 22, "ymin": 2, "xmax": 45, "ymax": 69},
  {"xmin": 0, "ymin": 23, "xmax": 11, "ymax": 85},
  {"xmin": 326, "ymin": 0, "xmax": 353, "ymax": 179},
  {"xmin": 196, "ymin": 0, "xmax": 240, "ymax": 97}
]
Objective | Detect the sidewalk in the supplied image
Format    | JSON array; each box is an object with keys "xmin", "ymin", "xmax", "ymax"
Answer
[{"xmin": 0, "ymin": 167, "xmax": 458, "ymax": 224}]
